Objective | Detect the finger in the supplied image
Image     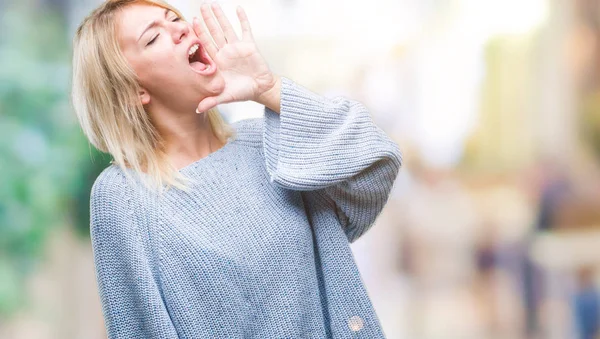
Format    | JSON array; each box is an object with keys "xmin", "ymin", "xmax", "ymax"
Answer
[
  {"xmin": 211, "ymin": 3, "xmax": 239, "ymax": 43},
  {"xmin": 201, "ymin": 3, "xmax": 227, "ymax": 48},
  {"xmin": 236, "ymin": 6, "xmax": 254, "ymax": 41},
  {"xmin": 193, "ymin": 17, "xmax": 218, "ymax": 60},
  {"xmin": 196, "ymin": 96, "xmax": 219, "ymax": 113}
]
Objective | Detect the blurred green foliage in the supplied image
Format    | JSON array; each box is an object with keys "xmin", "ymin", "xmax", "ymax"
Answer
[{"xmin": 0, "ymin": 2, "xmax": 108, "ymax": 318}]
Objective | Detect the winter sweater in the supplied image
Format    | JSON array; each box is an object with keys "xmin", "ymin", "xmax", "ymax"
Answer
[{"xmin": 90, "ymin": 77, "xmax": 402, "ymax": 338}]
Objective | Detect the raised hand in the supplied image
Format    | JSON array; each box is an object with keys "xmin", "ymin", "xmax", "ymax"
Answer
[{"xmin": 193, "ymin": 3, "xmax": 278, "ymax": 113}]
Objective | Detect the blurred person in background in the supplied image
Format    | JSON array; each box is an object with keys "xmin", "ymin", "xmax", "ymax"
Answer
[
  {"xmin": 523, "ymin": 160, "xmax": 570, "ymax": 337},
  {"xmin": 71, "ymin": 0, "xmax": 402, "ymax": 338},
  {"xmin": 573, "ymin": 267, "xmax": 599, "ymax": 339}
]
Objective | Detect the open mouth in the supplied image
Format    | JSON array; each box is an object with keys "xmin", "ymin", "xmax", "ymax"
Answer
[{"xmin": 188, "ymin": 43, "xmax": 216, "ymax": 75}]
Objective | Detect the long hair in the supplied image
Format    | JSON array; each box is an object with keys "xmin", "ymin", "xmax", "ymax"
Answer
[{"xmin": 71, "ymin": 0, "xmax": 235, "ymax": 192}]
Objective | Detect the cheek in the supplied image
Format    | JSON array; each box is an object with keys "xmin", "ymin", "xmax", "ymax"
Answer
[{"xmin": 137, "ymin": 53, "xmax": 180, "ymax": 87}]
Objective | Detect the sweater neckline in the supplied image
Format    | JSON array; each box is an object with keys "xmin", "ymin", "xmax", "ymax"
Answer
[{"xmin": 177, "ymin": 137, "xmax": 236, "ymax": 174}]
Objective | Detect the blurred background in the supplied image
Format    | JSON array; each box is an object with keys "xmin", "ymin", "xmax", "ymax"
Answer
[{"xmin": 1, "ymin": 0, "xmax": 600, "ymax": 338}]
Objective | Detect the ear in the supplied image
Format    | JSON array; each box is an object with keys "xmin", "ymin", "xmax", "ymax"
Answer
[{"xmin": 139, "ymin": 88, "xmax": 151, "ymax": 105}]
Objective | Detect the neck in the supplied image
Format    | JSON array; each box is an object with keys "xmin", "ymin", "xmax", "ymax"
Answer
[{"xmin": 149, "ymin": 103, "xmax": 224, "ymax": 170}]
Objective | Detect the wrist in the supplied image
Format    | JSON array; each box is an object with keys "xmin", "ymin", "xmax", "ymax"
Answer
[{"xmin": 256, "ymin": 74, "xmax": 281, "ymax": 113}]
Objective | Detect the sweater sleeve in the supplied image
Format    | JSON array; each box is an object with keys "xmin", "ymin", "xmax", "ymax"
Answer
[
  {"xmin": 90, "ymin": 169, "xmax": 179, "ymax": 339},
  {"xmin": 263, "ymin": 77, "xmax": 402, "ymax": 243}
]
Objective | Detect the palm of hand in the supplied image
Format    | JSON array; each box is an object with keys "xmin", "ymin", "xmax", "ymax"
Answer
[
  {"xmin": 212, "ymin": 41, "xmax": 274, "ymax": 104},
  {"xmin": 193, "ymin": 4, "xmax": 275, "ymax": 112}
]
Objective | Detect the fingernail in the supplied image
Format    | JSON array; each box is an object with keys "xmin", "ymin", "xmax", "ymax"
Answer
[{"xmin": 196, "ymin": 108, "xmax": 201, "ymax": 114}]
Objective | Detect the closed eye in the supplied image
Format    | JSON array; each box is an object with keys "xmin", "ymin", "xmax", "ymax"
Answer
[
  {"xmin": 147, "ymin": 34, "xmax": 159, "ymax": 46},
  {"xmin": 146, "ymin": 16, "xmax": 182, "ymax": 46}
]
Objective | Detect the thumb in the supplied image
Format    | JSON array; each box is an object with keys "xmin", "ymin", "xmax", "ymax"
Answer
[
  {"xmin": 196, "ymin": 96, "xmax": 219, "ymax": 114},
  {"xmin": 197, "ymin": 92, "xmax": 237, "ymax": 113}
]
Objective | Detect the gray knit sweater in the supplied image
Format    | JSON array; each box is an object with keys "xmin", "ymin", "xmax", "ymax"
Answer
[{"xmin": 90, "ymin": 77, "xmax": 402, "ymax": 338}]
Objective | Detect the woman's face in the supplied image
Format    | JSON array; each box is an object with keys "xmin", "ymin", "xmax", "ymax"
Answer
[{"xmin": 116, "ymin": 3, "xmax": 224, "ymax": 112}]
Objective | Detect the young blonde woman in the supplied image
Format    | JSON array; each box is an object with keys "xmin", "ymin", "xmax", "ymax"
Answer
[{"xmin": 72, "ymin": 0, "xmax": 402, "ymax": 338}]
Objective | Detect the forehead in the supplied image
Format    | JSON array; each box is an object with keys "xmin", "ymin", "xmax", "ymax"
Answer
[{"xmin": 116, "ymin": 3, "xmax": 169, "ymax": 45}]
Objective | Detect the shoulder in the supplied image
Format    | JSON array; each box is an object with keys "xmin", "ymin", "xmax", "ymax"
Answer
[
  {"xmin": 89, "ymin": 165, "xmax": 133, "ymax": 225},
  {"xmin": 230, "ymin": 117, "xmax": 264, "ymax": 148},
  {"xmin": 89, "ymin": 166, "xmax": 152, "ymax": 263},
  {"xmin": 88, "ymin": 164, "xmax": 146, "ymax": 250},
  {"xmin": 90, "ymin": 165, "xmax": 129, "ymax": 203}
]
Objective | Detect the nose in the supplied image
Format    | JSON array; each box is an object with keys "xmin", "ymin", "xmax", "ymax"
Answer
[{"xmin": 171, "ymin": 20, "xmax": 189, "ymax": 44}]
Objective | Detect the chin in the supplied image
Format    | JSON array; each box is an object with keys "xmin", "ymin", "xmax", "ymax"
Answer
[{"xmin": 204, "ymin": 74, "xmax": 226, "ymax": 96}]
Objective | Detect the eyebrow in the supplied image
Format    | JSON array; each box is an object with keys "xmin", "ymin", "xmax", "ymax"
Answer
[{"xmin": 137, "ymin": 8, "xmax": 170, "ymax": 42}]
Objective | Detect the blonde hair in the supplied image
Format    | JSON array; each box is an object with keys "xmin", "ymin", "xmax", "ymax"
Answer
[{"xmin": 71, "ymin": 0, "xmax": 235, "ymax": 192}]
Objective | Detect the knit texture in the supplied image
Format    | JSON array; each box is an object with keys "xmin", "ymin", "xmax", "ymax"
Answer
[{"xmin": 90, "ymin": 77, "xmax": 402, "ymax": 339}]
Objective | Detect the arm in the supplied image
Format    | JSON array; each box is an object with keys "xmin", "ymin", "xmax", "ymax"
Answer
[
  {"xmin": 262, "ymin": 77, "xmax": 402, "ymax": 243},
  {"xmin": 190, "ymin": 5, "xmax": 402, "ymax": 242},
  {"xmin": 90, "ymin": 170, "xmax": 178, "ymax": 339}
]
